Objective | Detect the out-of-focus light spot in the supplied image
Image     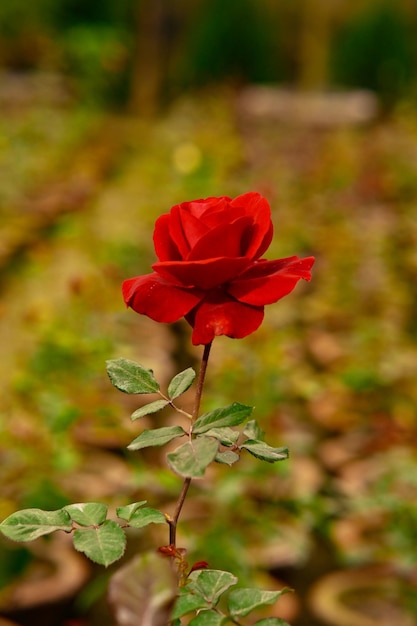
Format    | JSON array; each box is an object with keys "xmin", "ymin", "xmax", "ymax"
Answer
[{"xmin": 172, "ymin": 142, "xmax": 202, "ymax": 174}]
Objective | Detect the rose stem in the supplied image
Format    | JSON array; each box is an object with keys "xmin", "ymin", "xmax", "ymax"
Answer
[{"xmin": 168, "ymin": 342, "xmax": 212, "ymax": 547}]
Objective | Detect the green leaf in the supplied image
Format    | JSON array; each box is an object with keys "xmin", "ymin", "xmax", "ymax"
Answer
[
  {"xmin": 167, "ymin": 437, "xmax": 219, "ymax": 478},
  {"xmin": 117, "ymin": 501, "xmax": 166, "ymax": 528},
  {"xmin": 244, "ymin": 419, "xmax": 265, "ymax": 441},
  {"xmin": 168, "ymin": 367, "xmax": 196, "ymax": 399},
  {"xmin": 106, "ymin": 358, "xmax": 159, "ymax": 394},
  {"xmin": 204, "ymin": 427, "xmax": 240, "ymax": 446},
  {"xmin": 0, "ymin": 508, "xmax": 72, "ymax": 542},
  {"xmin": 127, "ymin": 426, "xmax": 186, "ymax": 451},
  {"xmin": 241, "ymin": 440, "xmax": 289, "ymax": 463},
  {"xmin": 193, "ymin": 403, "xmax": 252, "ymax": 435},
  {"xmin": 126, "ymin": 507, "xmax": 166, "ymax": 528},
  {"xmin": 254, "ymin": 617, "xmax": 290, "ymax": 626},
  {"xmin": 186, "ymin": 569, "xmax": 238, "ymax": 604},
  {"xmin": 215, "ymin": 450, "xmax": 240, "ymax": 466},
  {"xmin": 131, "ymin": 399, "xmax": 169, "ymax": 420},
  {"xmin": 189, "ymin": 609, "xmax": 227, "ymax": 625},
  {"xmin": 64, "ymin": 503, "xmax": 108, "ymax": 526},
  {"xmin": 116, "ymin": 501, "xmax": 147, "ymax": 521},
  {"xmin": 228, "ymin": 588, "xmax": 281, "ymax": 617},
  {"xmin": 171, "ymin": 593, "xmax": 209, "ymax": 618},
  {"xmin": 73, "ymin": 519, "xmax": 126, "ymax": 566}
]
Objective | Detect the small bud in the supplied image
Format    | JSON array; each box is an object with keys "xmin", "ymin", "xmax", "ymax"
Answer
[{"xmin": 189, "ymin": 560, "xmax": 209, "ymax": 574}]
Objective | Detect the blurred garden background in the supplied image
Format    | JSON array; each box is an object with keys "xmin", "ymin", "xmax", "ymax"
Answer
[{"xmin": 1, "ymin": 0, "xmax": 417, "ymax": 625}]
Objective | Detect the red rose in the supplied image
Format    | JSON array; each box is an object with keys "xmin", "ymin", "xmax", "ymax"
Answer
[{"xmin": 122, "ymin": 192, "xmax": 314, "ymax": 345}]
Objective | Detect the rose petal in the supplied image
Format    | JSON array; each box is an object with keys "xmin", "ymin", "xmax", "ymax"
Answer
[
  {"xmin": 187, "ymin": 216, "xmax": 253, "ymax": 260},
  {"xmin": 230, "ymin": 192, "xmax": 273, "ymax": 258},
  {"xmin": 122, "ymin": 274, "xmax": 202, "ymax": 323},
  {"xmin": 228, "ymin": 256, "xmax": 315, "ymax": 306},
  {"xmin": 154, "ymin": 198, "xmax": 234, "ymax": 261},
  {"xmin": 153, "ymin": 213, "xmax": 182, "ymax": 261},
  {"xmin": 186, "ymin": 293, "xmax": 264, "ymax": 345},
  {"xmin": 186, "ymin": 196, "xmax": 231, "ymax": 221},
  {"xmin": 170, "ymin": 204, "xmax": 210, "ymax": 255},
  {"xmin": 153, "ymin": 257, "xmax": 251, "ymax": 290}
]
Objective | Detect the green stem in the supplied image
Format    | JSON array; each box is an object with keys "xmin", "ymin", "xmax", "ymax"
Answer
[{"xmin": 168, "ymin": 342, "xmax": 212, "ymax": 548}]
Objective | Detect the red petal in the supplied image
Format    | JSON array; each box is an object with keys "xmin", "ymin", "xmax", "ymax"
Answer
[
  {"xmin": 186, "ymin": 196, "xmax": 231, "ymax": 222},
  {"xmin": 228, "ymin": 256, "xmax": 315, "ymax": 305},
  {"xmin": 170, "ymin": 204, "xmax": 210, "ymax": 255},
  {"xmin": 153, "ymin": 257, "xmax": 251, "ymax": 290},
  {"xmin": 186, "ymin": 294, "xmax": 264, "ymax": 345},
  {"xmin": 230, "ymin": 192, "xmax": 273, "ymax": 258},
  {"xmin": 122, "ymin": 274, "xmax": 202, "ymax": 323},
  {"xmin": 156, "ymin": 198, "xmax": 233, "ymax": 260},
  {"xmin": 153, "ymin": 213, "xmax": 182, "ymax": 261},
  {"xmin": 187, "ymin": 216, "xmax": 253, "ymax": 260}
]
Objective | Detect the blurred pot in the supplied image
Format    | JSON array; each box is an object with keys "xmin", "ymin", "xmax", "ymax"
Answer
[
  {"xmin": 309, "ymin": 565, "xmax": 416, "ymax": 626},
  {"xmin": 0, "ymin": 534, "xmax": 90, "ymax": 626}
]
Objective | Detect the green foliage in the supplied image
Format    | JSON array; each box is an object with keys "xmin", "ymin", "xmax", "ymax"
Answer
[
  {"xmin": 256, "ymin": 615, "xmax": 290, "ymax": 624},
  {"xmin": 123, "ymin": 507, "xmax": 166, "ymax": 529},
  {"xmin": 0, "ymin": 500, "xmax": 168, "ymax": 567},
  {"xmin": 173, "ymin": 569, "xmax": 290, "ymax": 625},
  {"xmin": 131, "ymin": 399, "xmax": 170, "ymax": 420},
  {"xmin": 215, "ymin": 450, "xmax": 240, "ymax": 466},
  {"xmin": 0, "ymin": 508, "xmax": 72, "ymax": 542},
  {"xmin": 193, "ymin": 403, "xmax": 253, "ymax": 434},
  {"xmin": 168, "ymin": 367, "xmax": 196, "ymax": 400},
  {"xmin": 115, "ymin": 501, "xmax": 147, "ymax": 521},
  {"xmin": 106, "ymin": 358, "xmax": 160, "ymax": 394},
  {"xmin": 227, "ymin": 588, "xmax": 286, "ymax": 617},
  {"xmin": 116, "ymin": 501, "xmax": 166, "ymax": 528},
  {"xmin": 65, "ymin": 502, "xmax": 108, "ymax": 526},
  {"xmin": 106, "ymin": 361, "xmax": 287, "ymax": 479},
  {"xmin": 241, "ymin": 441, "xmax": 289, "ymax": 463},
  {"xmin": 167, "ymin": 437, "xmax": 220, "ymax": 478},
  {"xmin": 61, "ymin": 24, "xmax": 131, "ymax": 104},
  {"xmin": 73, "ymin": 520, "xmax": 126, "ymax": 567},
  {"xmin": 127, "ymin": 425, "xmax": 186, "ymax": 451},
  {"xmin": 204, "ymin": 427, "xmax": 240, "ymax": 446},
  {"xmin": 188, "ymin": 611, "xmax": 226, "ymax": 625}
]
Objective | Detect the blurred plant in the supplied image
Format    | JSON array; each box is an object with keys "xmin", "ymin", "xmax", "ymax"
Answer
[
  {"xmin": 330, "ymin": 0, "xmax": 416, "ymax": 105},
  {"xmin": 178, "ymin": 0, "xmax": 279, "ymax": 88},
  {"xmin": 0, "ymin": 193, "xmax": 314, "ymax": 624},
  {"xmin": 61, "ymin": 25, "xmax": 131, "ymax": 105}
]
